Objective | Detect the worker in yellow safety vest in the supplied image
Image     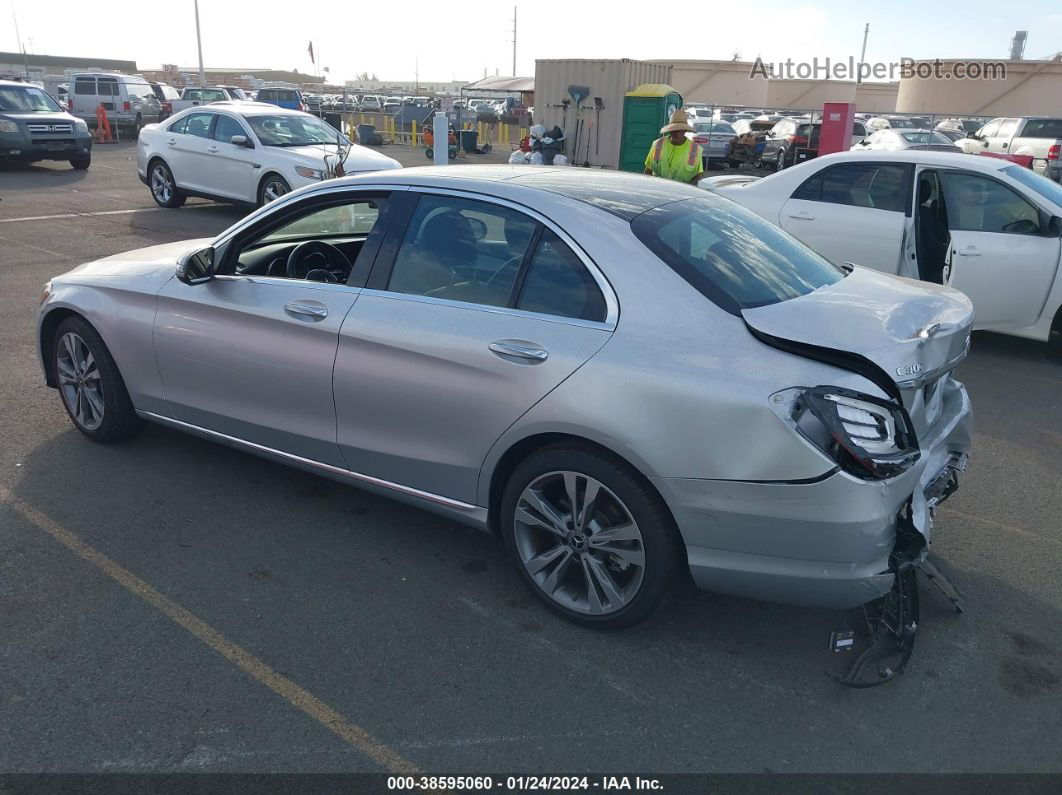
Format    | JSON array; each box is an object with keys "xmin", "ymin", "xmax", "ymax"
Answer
[{"xmin": 644, "ymin": 109, "xmax": 704, "ymax": 184}]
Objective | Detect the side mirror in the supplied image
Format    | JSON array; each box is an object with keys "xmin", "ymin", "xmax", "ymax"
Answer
[
  {"xmin": 175, "ymin": 247, "xmax": 215, "ymax": 285},
  {"xmin": 1049, "ymin": 217, "xmax": 1062, "ymax": 238},
  {"xmin": 230, "ymin": 135, "xmax": 251, "ymax": 147},
  {"xmin": 467, "ymin": 217, "xmax": 488, "ymax": 240}
]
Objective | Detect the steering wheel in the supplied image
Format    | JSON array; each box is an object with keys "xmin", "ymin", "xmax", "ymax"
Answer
[{"xmin": 286, "ymin": 240, "xmax": 350, "ymax": 280}]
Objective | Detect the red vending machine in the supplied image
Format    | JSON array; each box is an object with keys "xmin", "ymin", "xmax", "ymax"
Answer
[{"xmin": 818, "ymin": 102, "xmax": 856, "ymax": 156}]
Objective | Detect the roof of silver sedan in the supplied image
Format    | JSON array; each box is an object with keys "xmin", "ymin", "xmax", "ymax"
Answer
[{"xmin": 359, "ymin": 165, "xmax": 708, "ymax": 219}]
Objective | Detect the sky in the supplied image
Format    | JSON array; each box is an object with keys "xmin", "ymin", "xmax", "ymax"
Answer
[{"xmin": 5, "ymin": 0, "xmax": 1062, "ymax": 83}]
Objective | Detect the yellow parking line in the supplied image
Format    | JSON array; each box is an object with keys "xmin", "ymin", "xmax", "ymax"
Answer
[{"xmin": 0, "ymin": 484, "xmax": 419, "ymax": 775}]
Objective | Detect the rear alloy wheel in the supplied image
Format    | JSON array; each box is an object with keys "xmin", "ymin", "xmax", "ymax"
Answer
[
  {"xmin": 149, "ymin": 161, "xmax": 185, "ymax": 208},
  {"xmin": 53, "ymin": 316, "xmax": 141, "ymax": 443},
  {"xmin": 258, "ymin": 175, "xmax": 291, "ymax": 206},
  {"xmin": 502, "ymin": 445, "xmax": 682, "ymax": 628}
]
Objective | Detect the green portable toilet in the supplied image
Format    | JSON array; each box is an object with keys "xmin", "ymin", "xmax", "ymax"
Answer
[{"xmin": 618, "ymin": 84, "xmax": 683, "ymax": 173}]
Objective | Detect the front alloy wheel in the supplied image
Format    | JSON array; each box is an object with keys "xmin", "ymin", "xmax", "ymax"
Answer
[
  {"xmin": 57, "ymin": 331, "xmax": 104, "ymax": 431},
  {"xmin": 259, "ymin": 175, "xmax": 290, "ymax": 205}
]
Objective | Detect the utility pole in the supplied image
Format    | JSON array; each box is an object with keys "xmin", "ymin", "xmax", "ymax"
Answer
[
  {"xmin": 11, "ymin": 3, "xmax": 30, "ymax": 79},
  {"xmin": 856, "ymin": 22, "xmax": 869, "ymax": 84},
  {"xmin": 194, "ymin": 0, "xmax": 206, "ymax": 87},
  {"xmin": 511, "ymin": 6, "xmax": 517, "ymax": 76}
]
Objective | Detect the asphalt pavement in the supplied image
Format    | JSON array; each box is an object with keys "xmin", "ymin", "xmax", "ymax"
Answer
[{"xmin": 0, "ymin": 143, "xmax": 1060, "ymax": 774}]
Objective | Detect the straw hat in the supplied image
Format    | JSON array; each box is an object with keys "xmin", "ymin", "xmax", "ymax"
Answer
[{"xmin": 660, "ymin": 108, "xmax": 695, "ymax": 134}]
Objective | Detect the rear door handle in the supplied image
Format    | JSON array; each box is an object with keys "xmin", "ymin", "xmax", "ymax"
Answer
[
  {"xmin": 284, "ymin": 301, "xmax": 328, "ymax": 320},
  {"xmin": 489, "ymin": 340, "xmax": 548, "ymax": 362},
  {"xmin": 955, "ymin": 246, "xmax": 981, "ymax": 257}
]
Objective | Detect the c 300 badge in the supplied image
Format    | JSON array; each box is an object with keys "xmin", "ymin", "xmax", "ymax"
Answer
[{"xmin": 896, "ymin": 363, "xmax": 923, "ymax": 377}]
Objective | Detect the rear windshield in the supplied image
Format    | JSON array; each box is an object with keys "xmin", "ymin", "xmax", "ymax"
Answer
[
  {"xmin": 630, "ymin": 196, "xmax": 843, "ymax": 315},
  {"xmin": 1021, "ymin": 119, "xmax": 1062, "ymax": 138}
]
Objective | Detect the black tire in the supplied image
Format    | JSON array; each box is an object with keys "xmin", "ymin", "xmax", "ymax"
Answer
[
  {"xmin": 131, "ymin": 114, "xmax": 142, "ymax": 138},
  {"xmin": 70, "ymin": 154, "xmax": 91, "ymax": 170},
  {"xmin": 148, "ymin": 160, "xmax": 186, "ymax": 208},
  {"xmin": 51, "ymin": 315, "xmax": 142, "ymax": 443},
  {"xmin": 500, "ymin": 443, "xmax": 683, "ymax": 629},
  {"xmin": 257, "ymin": 174, "xmax": 291, "ymax": 207},
  {"xmin": 776, "ymin": 149, "xmax": 786, "ymax": 171},
  {"xmin": 728, "ymin": 159, "xmax": 742, "ymax": 169}
]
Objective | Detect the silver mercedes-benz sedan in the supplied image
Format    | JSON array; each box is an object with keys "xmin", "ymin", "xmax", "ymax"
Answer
[{"xmin": 36, "ymin": 166, "xmax": 973, "ymax": 629}]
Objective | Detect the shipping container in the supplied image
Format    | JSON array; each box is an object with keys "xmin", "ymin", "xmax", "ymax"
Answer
[{"xmin": 534, "ymin": 59, "xmax": 672, "ymax": 169}]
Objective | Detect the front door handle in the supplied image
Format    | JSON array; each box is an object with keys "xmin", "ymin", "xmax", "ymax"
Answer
[
  {"xmin": 284, "ymin": 301, "xmax": 328, "ymax": 320},
  {"xmin": 787, "ymin": 211, "xmax": 815, "ymax": 220},
  {"xmin": 489, "ymin": 340, "xmax": 548, "ymax": 362},
  {"xmin": 954, "ymin": 246, "xmax": 981, "ymax": 257},
  {"xmin": 166, "ymin": 137, "xmax": 176, "ymax": 145},
  {"xmin": 207, "ymin": 145, "xmax": 218, "ymax": 153}
]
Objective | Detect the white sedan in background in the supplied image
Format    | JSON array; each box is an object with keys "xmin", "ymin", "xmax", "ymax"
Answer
[
  {"xmin": 137, "ymin": 102, "xmax": 401, "ymax": 208},
  {"xmin": 851, "ymin": 128, "xmax": 962, "ymax": 153},
  {"xmin": 703, "ymin": 150, "xmax": 1062, "ymax": 345}
]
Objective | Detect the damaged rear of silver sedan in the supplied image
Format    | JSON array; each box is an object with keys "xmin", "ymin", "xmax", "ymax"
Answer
[{"xmin": 37, "ymin": 169, "xmax": 972, "ymax": 685}]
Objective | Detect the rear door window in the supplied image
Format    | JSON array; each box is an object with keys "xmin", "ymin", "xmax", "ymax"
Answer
[
  {"xmin": 74, "ymin": 78, "xmax": 96, "ymax": 95},
  {"xmin": 793, "ymin": 163, "xmax": 910, "ymax": 212},
  {"xmin": 386, "ymin": 194, "xmax": 537, "ymax": 308},
  {"xmin": 515, "ymin": 230, "xmax": 606, "ymax": 322},
  {"xmin": 630, "ymin": 196, "xmax": 842, "ymax": 314},
  {"xmin": 97, "ymin": 78, "xmax": 118, "ymax": 97},
  {"xmin": 183, "ymin": 112, "xmax": 215, "ymax": 138}
]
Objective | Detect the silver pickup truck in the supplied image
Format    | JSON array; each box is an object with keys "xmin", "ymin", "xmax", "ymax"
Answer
[
  {"xmin": 170, "ymin": 86, "xmax": 249, "ymax": 115},
  {"xmin": 959, "ymin": 116, "xmax": 1062, "ymax": 182}
]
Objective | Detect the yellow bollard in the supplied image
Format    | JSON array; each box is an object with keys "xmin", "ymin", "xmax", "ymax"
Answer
[{"xmin": 411, "ymin": 120, "xmax": 417, "ymax": 148}]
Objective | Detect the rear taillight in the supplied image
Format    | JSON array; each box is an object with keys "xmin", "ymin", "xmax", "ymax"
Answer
[
  {"xmin": 162, "ymin": 101, "xmax": 172, "ymax": 113},
  {"xmin": 694, "ymin": 135, "xmax": 709, "ymax": 144},
  {"xmin": 774, "ymin": 386, "xmax": 920, "ymax": 480},
  {"xmin": 790, "ymin": 135, "xmax": 808, "ymax": 146},
  {"xmin": 297, "ymin": 102, "xmax": 305, "ymax": 112},
  {"xmin": 123, "ymin": 101, "xmax": 131, "ymax": 112},
  {"xmin": 1048, "ymin": 144, "xmax": 1060, "ymax": 161}
]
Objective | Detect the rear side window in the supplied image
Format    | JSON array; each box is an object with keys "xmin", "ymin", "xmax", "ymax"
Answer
[
  {"xmin": 631, "ymin": 196, "xmax": 843, "ymax": 315},
  {"xmin": 792, "ymin": 163, "xmax": 910, "ymax": 212},
  {"xmin": 515, "ymin": 230, "xmax": 606, "ymax": 322},
  {"xmin": 1021, "ymin": 119, "xmax": 1062, "ymax": 138},
  {"xmin": 183, "ymin": 112, "xmax": 214, "ymax": 138},
  {"xmin": 201, "ymin": 89, "xmax": 226, "ymax": 102}
]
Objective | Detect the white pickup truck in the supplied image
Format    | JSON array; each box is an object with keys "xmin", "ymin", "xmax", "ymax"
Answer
[
  {"xmin": 958, "ymin": 116, "xmax": 1062, "ymax": 182},
  {"xmin": 170, "ymin": 86, "xmax": 249, "ymax": 115}
]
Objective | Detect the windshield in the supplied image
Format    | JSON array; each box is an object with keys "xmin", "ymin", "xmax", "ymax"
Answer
[
  {"xmin": 694, "ymin": 122, "xmax": 735, "ymax": 134},
  {"xmin": 630, "ymin": 196, "xmax": 844, "ymax": 315},
  {"xmin": 0, "ymin": 85, "xmax": 63, "ymax": 113},
  {"xmin": 247, "ymin": 114, "xmax": 348, "ymax": 146},
  {"xmin": 1002, "ymin": 165, "xmax": 1062, "ymax": 207}
]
